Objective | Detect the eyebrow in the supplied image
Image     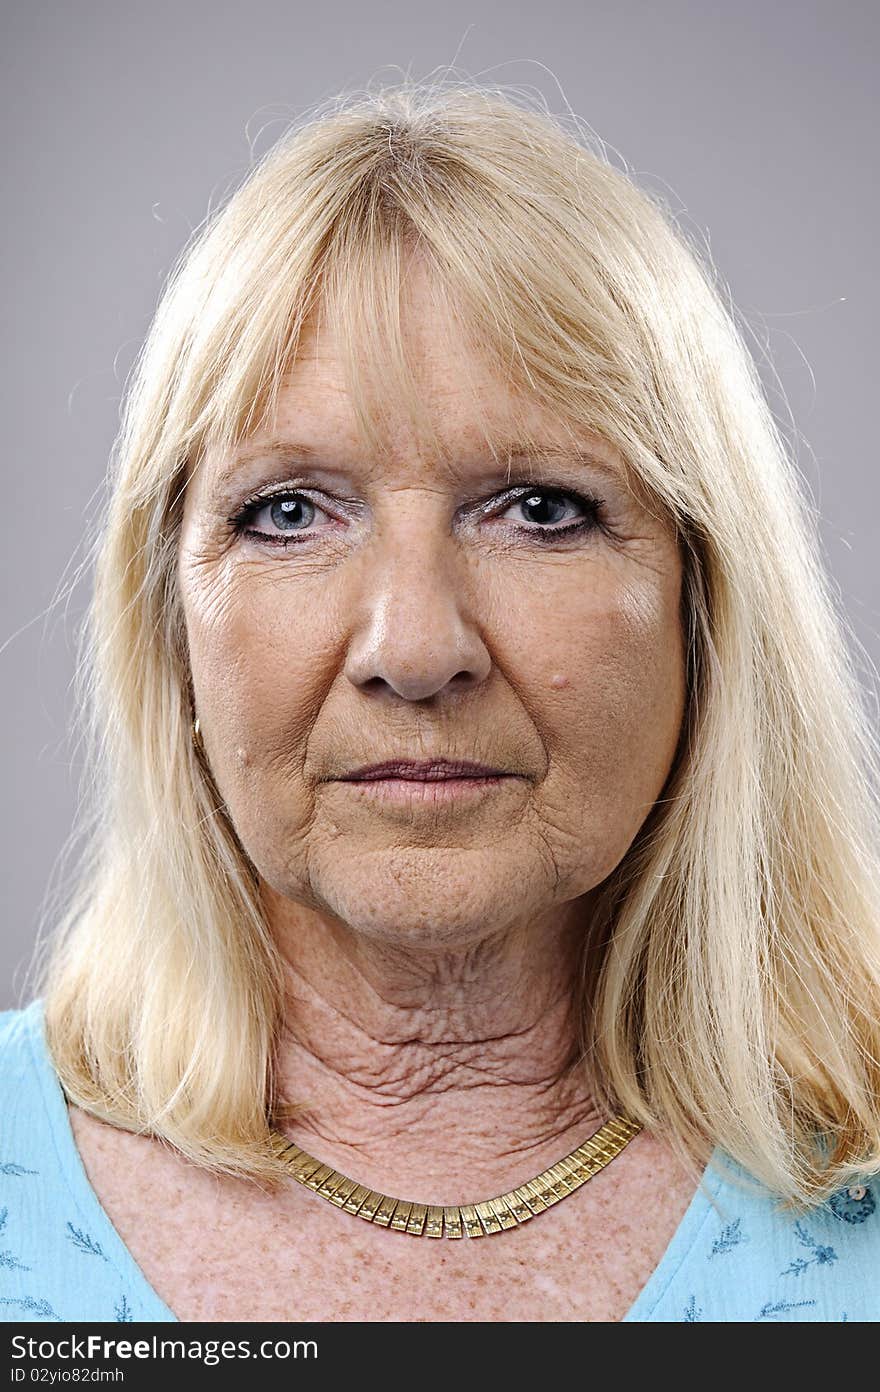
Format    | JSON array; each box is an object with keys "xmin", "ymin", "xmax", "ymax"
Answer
[
  {"xmin": 210, "ymin": 436, "xmax": 625, "ymax": 492},
  {"xmin": 211, "ymin": 440, "xmax": 322, "ymax": 492}
]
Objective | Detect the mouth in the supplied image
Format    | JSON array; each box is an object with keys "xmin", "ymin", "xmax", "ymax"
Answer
[
  {"xmin": 338, "ymin": 759, "xmax": 510, "ymax": 782},
  {"xmin": 329, "ymin": 759, "xmax": 519, "ymax": 807}
]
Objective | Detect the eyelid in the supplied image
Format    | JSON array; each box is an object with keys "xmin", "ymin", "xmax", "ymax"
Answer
[{"xmin": 471, "ymin": 482, "xmax": 604, "ymax": 516}]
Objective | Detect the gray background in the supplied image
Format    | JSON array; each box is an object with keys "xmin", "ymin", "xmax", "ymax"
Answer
[{"xmin": 3, "ymin": 1, "xmax": 877, "ymax": 1008}]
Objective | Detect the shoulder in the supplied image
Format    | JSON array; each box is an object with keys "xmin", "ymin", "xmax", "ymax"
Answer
[
  {"xmin": 0, "ymin": 997, "xmax": 67, "ymax": 1188},
  {"xmin": 0, "ymin": 998, "xmax": 50, "ymax": 1113},
  {"xmin": 0, "ymin": 998, "xmax": 74, "ymax": 1322},
  {"xmin": 0, "ymin": 998, "xmax": 167, "ymax": 1324},
  {"xmin": 0, "ymin": 997, "xmax": 46, "ymax": 1047},
  {"xmin": 633, "ymin": 1149, "xmax": 880, "ymax": 1323}
]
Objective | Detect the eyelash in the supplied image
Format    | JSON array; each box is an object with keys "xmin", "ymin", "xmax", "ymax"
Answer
[{"xmin": 228, "ymin": 484, "xmax": 607, "ymax": 549}]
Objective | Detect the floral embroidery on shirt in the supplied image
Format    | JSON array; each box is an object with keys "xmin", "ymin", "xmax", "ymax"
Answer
[
  {"xmin": 0, "ymin": 1162, "xmax": 38, "ymax": 1177},
  {"xmin": 828, "ymin": 1186, "xmax": 875, "ymax": 1225},
  {"xmin": 781, "ymin": 1221, "xmax": 838, "ymax": 1276},
  {"xmin": 66, "ymin": 1222, "xmax": 106, "ymax": 1260},
  {"xmin": 0, "ymin": 1251, "xmax": 31, "ymax": 1272},
  {"xmin": 115, "ymin": 1294, "xmax": 133, "ymax": 1322},
  {"xmin": 0, "ymin": 1296, "xmax": 61, "ymax": 1321},
  {"xmin": 0, "ymin": 1205, "xmax": 31, "ymax": 1272},
  {"xmin": 710, "ymin": 1217, "xmax": 748, "ymax": 1257},
  {"xmin": 682, "ymin": 1296, "xmax": 702, "ymax": 1322},
  {"xmin": 755, "ymin": 1298, "xmax": 818, "ymax": 1321}
]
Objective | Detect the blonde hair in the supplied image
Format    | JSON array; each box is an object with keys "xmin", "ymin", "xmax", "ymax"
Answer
[{"xmin": 29, "ymin": 78, "xmax": 880, "ymax": 1207}]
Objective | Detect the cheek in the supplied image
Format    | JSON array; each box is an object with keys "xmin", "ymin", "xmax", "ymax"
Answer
[
  {"xmin": 518, "ymin": 572, "xmax": 686, "ymax": 819},
  {"xmin": 180, "ymin": 558, "xmax": 331, "ymax": 778}
]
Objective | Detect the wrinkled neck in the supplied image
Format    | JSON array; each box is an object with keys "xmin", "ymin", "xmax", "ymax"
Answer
[{"xmin": 266, "ymin": 895, "xmax": 606, "ymax": 1204}]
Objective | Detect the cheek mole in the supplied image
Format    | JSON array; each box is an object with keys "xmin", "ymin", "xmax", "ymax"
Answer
[{"xmin": 549, "ymin": 673, "xmax": 570, "ymax": 690}]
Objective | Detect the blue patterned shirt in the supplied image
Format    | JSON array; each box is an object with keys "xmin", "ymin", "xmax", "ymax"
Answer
[{"xmin": 1, "ymin": 999, "xmax": 878, "ymax": 1322}]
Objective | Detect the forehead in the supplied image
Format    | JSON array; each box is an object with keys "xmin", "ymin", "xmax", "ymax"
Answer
[
  {"xmin": 279, "ymin": 284, "xmax": 552, "ymax": 448},
  {"xmin": 265, "ymin": 360, "xmax": 589, "ymax": 471},
  {"xmin": 200, "ymin": 313, "xmax": 627, "ymax": 494}
]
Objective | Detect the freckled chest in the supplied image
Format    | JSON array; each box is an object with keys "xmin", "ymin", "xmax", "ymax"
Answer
[{"xmin": 67, "ymin": 1107, "xmax": 699, "ymax": 1322}]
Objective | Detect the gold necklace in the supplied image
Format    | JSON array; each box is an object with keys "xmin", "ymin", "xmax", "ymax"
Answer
[{"xmin": 269, "ymin": 1114, "xmax": 641, "ymax": 1239}]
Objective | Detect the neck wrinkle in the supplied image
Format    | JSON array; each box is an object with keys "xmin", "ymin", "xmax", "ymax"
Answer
[{"xmin": 267, "ymin": 897, "xmax": 608, "ymax": 1201}]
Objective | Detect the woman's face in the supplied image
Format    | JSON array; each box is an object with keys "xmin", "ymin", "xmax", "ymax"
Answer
[{"xmin": 177, "ymin": 263, "xmax": 686, "ymax": 951}]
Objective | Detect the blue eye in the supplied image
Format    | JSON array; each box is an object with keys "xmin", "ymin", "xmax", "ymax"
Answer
[
  {"xmin": 259, "ymin": 495, "xmax": 323, "ymax": 533},
  {"xmin": 230, "ymin": 492, "xmax": 334, "ymax": 547}
]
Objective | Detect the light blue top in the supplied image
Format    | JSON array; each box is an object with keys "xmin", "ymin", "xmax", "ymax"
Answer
[{"xmin": 1, "ymin": 998, "xmax": 878, "ymax": 1323}]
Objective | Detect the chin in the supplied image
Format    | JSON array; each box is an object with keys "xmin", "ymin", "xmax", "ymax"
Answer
[{"xmin": 307, "ymin": 843, "xmax": 533, "ymax": 949}]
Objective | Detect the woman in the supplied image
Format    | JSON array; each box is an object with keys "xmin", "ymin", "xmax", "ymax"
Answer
[{"xmin": 3, "ymin": 81, "xmax": 879, "ymax": 1324}]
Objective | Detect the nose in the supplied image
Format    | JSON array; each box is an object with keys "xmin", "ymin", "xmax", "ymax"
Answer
[{"xmin": 342, "ymin": 512, "xmax": 492, "ymax": 702}]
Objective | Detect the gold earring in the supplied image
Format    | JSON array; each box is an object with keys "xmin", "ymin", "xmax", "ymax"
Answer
[{"xmin": 192, "ymin": 715, "xmax": 203, "ymax": 751}]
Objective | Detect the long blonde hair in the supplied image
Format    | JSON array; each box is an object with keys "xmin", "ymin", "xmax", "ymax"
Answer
[{"xmin": 29, "ymin": 78, "xmax": 880, "ymax": 1206}]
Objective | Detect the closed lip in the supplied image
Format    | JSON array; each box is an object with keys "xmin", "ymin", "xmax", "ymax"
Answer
[{"xmin": 337, "ymin": 759, "xmax": 510, "ymax": 782}]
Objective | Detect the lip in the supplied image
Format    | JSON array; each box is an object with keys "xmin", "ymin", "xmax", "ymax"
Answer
[
  {"xmin": 337, "ymin": 774, "xmax": 510, "ymax": 806},
  {"xmin": 339, "ymin": 759, "xmax": 509, "ymax": 781}
]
